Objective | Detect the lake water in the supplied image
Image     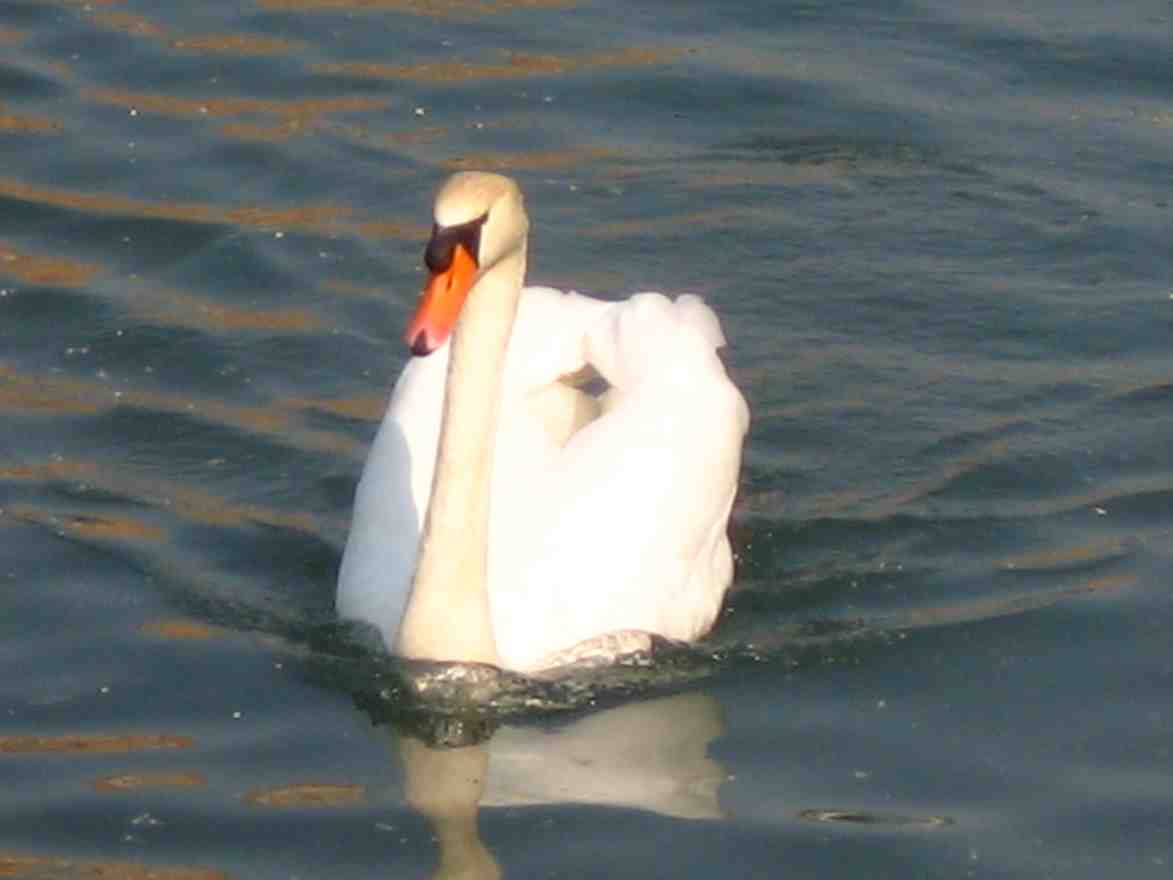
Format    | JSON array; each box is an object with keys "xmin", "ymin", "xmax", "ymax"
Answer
[{"xmin": 2, "ymin": 0, "xmax": 1172, "ymax": 877}]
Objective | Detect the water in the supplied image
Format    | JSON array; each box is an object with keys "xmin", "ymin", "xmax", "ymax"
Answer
[{"xmin": 2, "ymin": 0, "xmax": 1172, "ymax": 876}]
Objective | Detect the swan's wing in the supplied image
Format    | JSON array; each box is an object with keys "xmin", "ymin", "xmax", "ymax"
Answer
[
  {"xmin": 500, "ymin": 286, "xmax": 614, "ymax": 392},
  {"xmin": 485, "ymin": 288, "xmax": 618, "ymax": 598},
  {"xmin": 491, "ymin": 293, "xmax": 750, "ymax": 671}
]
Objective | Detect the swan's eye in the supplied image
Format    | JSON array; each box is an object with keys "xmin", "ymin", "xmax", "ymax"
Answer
[{"xmin": 424, "ymin": 212, "xmax": 488, "ymax": 273}]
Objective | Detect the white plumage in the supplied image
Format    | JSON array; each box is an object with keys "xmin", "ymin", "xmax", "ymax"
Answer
[{"xmin": 337, "ymin": 173, "xmax": 749, "ymax": 673}]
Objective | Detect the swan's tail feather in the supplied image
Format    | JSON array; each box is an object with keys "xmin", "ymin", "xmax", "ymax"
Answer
[{"xmin": 674, "ymin": 294, "xmax": 727, "ymax": 349}]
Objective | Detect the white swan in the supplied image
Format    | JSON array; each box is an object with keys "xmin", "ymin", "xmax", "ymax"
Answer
[{"xmin": 337, "ymin": 172, "xmax": 749, "ymax": 673}]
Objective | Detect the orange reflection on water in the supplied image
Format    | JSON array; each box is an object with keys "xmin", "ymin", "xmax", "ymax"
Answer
[
  {"xmin": 999, "ymin": 538, "xmax": 1133, "ymax": 573},
  {"xmin": 350, "ymin": 219, "xmax": 431, "ymax": 240},
  {"xmin": 368, "ymin": 124, "xmax": 449, "ymax": 146},
  {"xmin": 86, "ymin": 5, "xmax": 304, "ymax": 54},
  {"xmin": 0, "ymin": 851, "xmax": 227, "ymax": 880},
  {"xmin": 0, "ymin": 177, "xmax": 414, "ymax": 241},
  {"xmin": 1082, "ymin": 573, "xmax": 1136, "ymax": 594},
  {"xmin": 84, "ymin": 88, "xmax": 390, "ymax": 122},
  {"xmin": 91, "ymin": 10, "xmax": 166, "ymax": 37},
  {"xmin": 443, "ymin": 148, "xmax": 612, "ymax": 172},
  {"xmin": 260, "ymin": 0, "xmax": 573, "ymax": 15},
  {"xmin": 139, "ymin": 619, "xmax": 229, "ymax": 640},
  {"xmin": 0, "ymin": 176, "xmax": 339, "ymax": 231},
  {"xmin": 217, "ymin": 119, "xmax": 308, "ymax": 142},
  {"xmin": 169, "ymin": 34, "xmax": 307, "ymax": 54},
  {"xmin": 93, "ymin": 770, "xmax": 207, "ymax": 791},
  {"xmin": 315, "ymin": 47, "xmax": 687, "ymax": 81},
  {"xmin": 283, "ymin": 394, "xmax": 387, "ymax": 422},
  {"xmin": 0, "ymin": 460, "xmax": 102, "ymax": 483},
  {"xmin": 82, "ymin": 77, "xmax": 392, "ymax": 142},
  {"xmin": 243, "ymin": 783, "xmax": 366, "ymax": 807},
  {"xmin": 0, "ymin": 241, "xmax": 98, "ymax": 286},
  {"xmin": 0, "ymin": 458, "xmax": 333, "ymax": 538},
  {"xmin": 0, "ymin": 367, "xmax": 107, "ymax": 414},
  {"xmin": 585, "ymin": 207, "xmax": 768, "ymax": 241},
  {"xmin": 0, "ymin": 109, "xmax": 62, "ymax": 134},
  {"xmin": 893, "ymin": 571, "xmax": 1137, "ymax": 632},
  {"xmin": 0, "ymin": 365, "xmax": 366, "ymax": 461},
  {"xmin": 0, "ymin": 733, "xmax": 193, "ymax": 754},
  {"xmin": 332, "ymin": 118, "xmax": 524, "ymax": 153},
  {"xmin": 321, "ymin": 278, "xmax": 390, "ymax": 299},
  {"xmin": 132, "ymin": 287, "xmax": 324, "ymax": 333},
  {"xmin": 58, "ymin": 512, "xmax": 167, "ymax": 543}
]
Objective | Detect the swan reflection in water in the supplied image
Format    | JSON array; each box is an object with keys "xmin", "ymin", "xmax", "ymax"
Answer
[{"xmin": 393, "ymin": 692, "xmax": 726, "ymax": 879}]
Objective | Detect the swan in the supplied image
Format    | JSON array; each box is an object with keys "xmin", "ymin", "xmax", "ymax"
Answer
[{"xmin": 337, "ymin": 172, "xmax": 749, "ymax": 673}]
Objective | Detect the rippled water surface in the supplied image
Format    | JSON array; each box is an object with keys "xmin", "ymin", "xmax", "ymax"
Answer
[{"xmin": 3, "ymin": 0, "xmax": 1173, "ymax": 877}]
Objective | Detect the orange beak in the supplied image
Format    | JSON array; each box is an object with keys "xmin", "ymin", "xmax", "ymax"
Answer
[{"xmin": 404, "ymin": 242, "xmax": 478, "ymax": 356}]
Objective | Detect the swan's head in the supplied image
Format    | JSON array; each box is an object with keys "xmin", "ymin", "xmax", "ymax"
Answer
[{"xmin": 405, "ymin": 172, "xmax": 529, "ymax": 356}]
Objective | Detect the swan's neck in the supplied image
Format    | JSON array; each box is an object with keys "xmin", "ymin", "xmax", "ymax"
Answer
[{"xmin": 396, "ymin": 246, "xmax": 526, "ymax": 665}]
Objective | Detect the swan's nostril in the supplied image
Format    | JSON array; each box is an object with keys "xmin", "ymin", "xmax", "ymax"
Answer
[{"xmin": 410, "ymin": 330, "xmax": 434, "ymax": 357}]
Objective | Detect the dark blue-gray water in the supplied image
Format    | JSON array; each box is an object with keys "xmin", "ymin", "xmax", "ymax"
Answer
[{"xmin": 2, "ymin": 0, "xmax": 1172, "ymax": 877}]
